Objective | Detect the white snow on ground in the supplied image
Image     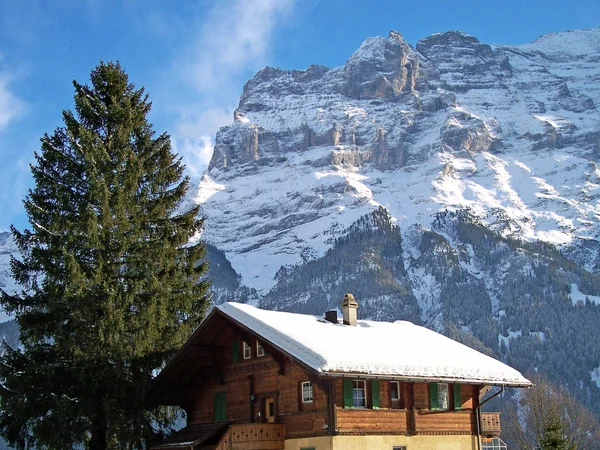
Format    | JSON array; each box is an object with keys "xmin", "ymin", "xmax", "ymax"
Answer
[
  {"xmin": 569, "ymin": 283, "xmax": 600, "ymax": 306},
  {"xmin": 530, "ymin": 331, "xmax": 546, "ymax": 342},
  {"xmin": 407, "ymin": 265, "xmax": 442, "ymax": 324},
  {"xmin": 591, "ymin": 365, "xmax": 600, "ymax": 388},
  {"xmin": 498, "ymin": 330, "xmax": 522, "ymax": 350},
  {"xmin": 219, "ymin": 302, "xmax": 531, "ymax": 386}
]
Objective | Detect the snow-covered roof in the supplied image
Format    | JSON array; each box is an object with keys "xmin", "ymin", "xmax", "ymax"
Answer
[{"xmin": 217, "ymin": 302, "xmax": 531, "ymax": 387}]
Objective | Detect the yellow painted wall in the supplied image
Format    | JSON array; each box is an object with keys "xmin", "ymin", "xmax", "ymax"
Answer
[
  {"xmin": 284, "ymin": 435, "xmax": 333, "ymax": 449},
  {"xmin": 285, "ymin": 434, "xmax": 479, "ymax": 450}
]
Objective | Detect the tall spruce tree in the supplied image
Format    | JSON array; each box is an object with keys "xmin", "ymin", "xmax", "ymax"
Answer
[
  {"xmin": 540, "ymin": 414, "xmax": 573, "ymax": 450},
  {"xmin": 0, "ymin": 62, "xmax": 209, "ymax": 449}
]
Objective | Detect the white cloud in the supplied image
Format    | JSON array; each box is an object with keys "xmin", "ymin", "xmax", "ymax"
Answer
[
  {"xmin": 0, "ymin": 74, "xmax": 24, "ymax": 132},
  {"xmin": 166, "ymin": 0, "xmax": 295, "ymax": 179},
  {"xmin": 172, "ymin": 106, "xmax": 233, "ymax": 178},
  {"xmin": 183, "ymin": 0, "xmax": 294, "ymax": 93},
  {"xmin": 176, "ymin": 105, "xmax": 234, "ymax": 139},
  {"xmin": 174, "ymin": 136, "xmax": 214, "ymax": 180}
]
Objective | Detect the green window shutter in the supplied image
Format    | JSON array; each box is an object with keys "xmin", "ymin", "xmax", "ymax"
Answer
[
  {"xmin": 429, "ymin": 383, "xmax": 439, "ymax": 410},
  {"xmin": 371, "ymin": 380, "xmax": 380, "ymax": 409},
  {"xmin": 214, "ymin": 392, "xmax": 227, "ymax": 422},
  {"xmin": 231, "ymin": 340, "xmax": 239, "ymax": 362},
  {"xmin": 343, "ymin": 379, "xmax": 353, "ymax": 409},
  {"xmin": 453, "ymin": 384, "xmax": 462, "ymax": 410}
]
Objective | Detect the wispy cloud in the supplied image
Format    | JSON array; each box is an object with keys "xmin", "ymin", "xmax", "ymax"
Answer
[
  {"xmin": 0, "ymin": 60, "xmax": 29, "ymax": 229},
  {"xmin": 0, "ymin": 71, "xmax": 25, "ymax": 132},
  {"xmin": 166, "ymin": 0, "xmax": 295, "ymax": 178},
  {"xmin": 172, "ymin": 106, "xmax": 232, "ymax": 179},
  {"xmin": 183, "ymin": 0, "xmax": 294, "ymax": 93}
]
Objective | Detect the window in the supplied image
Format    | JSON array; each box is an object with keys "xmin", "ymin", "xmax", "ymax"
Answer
[
  {"xmin": 392, "ymin": 447, "xmax": 407, "ymax": 450},
  {"xmin": 343, "ymin": 379, "xmax": 369, "ymax": 408},
  {"xmin": 438, "ymin": 383, "xmax": 449, "ymax": 410},
  {"xmin": 481, "ymin": 437, "xmax": 507, "ymax": 450},
  {"xmin": 256, "ymin": 341, "xmax": 265, "ymax": 357},
  {"xmin": 390, "ymin": 381, "xmax": 400, "ymax": 401},
  {"xmin": 353, "ymin": 380, "xmax": 366, "ymax": 407},
  {"xmin": 429, "ymin": 382, "xmax": 449, "ymax": 410},
  {"xmin": 301, "ymin": 381, "xmax": 313, "ymax": 403},
  {"xmin": 243, "ymin": 341, "xmax": 251, "ymax": 359}
]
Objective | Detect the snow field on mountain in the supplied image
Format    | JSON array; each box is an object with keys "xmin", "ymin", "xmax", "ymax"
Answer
[
  {"xmin": 592, "ymin": 365, "xmax": 600, "ymax": 388},
  {"xmin": 569, "ymin": 283, "xmax": 600, "ymax": 306},
  {"xmin": 198, "ymin": 139, "xmax": 600, "ymax": 291},
  {"xmin": 197, "ymin": 159, "xmax": 377, "ymax": 290}
]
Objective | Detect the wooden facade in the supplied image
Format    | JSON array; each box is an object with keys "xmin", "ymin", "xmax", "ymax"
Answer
[{"xmin": 151, "ymin": 309, "xmax": 506, "ymax": 450}]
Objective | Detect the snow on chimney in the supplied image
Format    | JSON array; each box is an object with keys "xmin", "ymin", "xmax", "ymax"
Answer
[{"xmin": 341, "ymin": 293, "xmax": 358, "ymax": 326}]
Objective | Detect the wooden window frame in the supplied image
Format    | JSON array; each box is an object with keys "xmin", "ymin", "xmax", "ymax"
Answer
[
  {"xmin": 437, "ymin": 382, "xmax": 449, "ymax": 410},
  {"xmin": 243, "ymin": 341, "xmax": 251, "ymax": 359},
  {"xmin": 301, "ymin": 381, "xmax": 313, "ymax": 403},
  {"xmin": 353, "ymin": 379, "xmax": 367, "ymax": 408},
  {"xmin": 256, "ymin": 341, "xmax": 265, "ymax": 357}
]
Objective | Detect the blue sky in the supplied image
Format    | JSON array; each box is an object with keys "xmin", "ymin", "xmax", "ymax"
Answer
[{"xmin": 0, "ymin": 0, "xmax": 598, "ymax": 231}]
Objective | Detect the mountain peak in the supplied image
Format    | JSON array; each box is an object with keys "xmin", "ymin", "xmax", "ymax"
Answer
[
  {"xmin": 523, "ymin": 27, "xmax": 600, "ymax": 55},
  {"xmin": 415, "ymin": 30, "xmax": 490, "ymax": 60},
  {"xmin": 417, "ymin": 30, "xmax": 480, "ymax": 49},
  {"xmin": 342, "ymin": 33, "xmax": 421, "ymax": 99},
  {"xmin": 388, "ymin": 30, "xmax": 407, "ymax": 44}
]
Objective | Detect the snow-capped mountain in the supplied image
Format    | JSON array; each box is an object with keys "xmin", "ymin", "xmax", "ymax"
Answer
[
  {"xmin": 193, "ymin": 28, "xmax": 600, "ymax": 413},
  {"xmin": 198, "ymin": 27, "xmax": 600, "ymax": 295}
]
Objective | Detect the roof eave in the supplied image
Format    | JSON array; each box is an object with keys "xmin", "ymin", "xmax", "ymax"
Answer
[
  {"xmin": 319, "ymin": 371, "xmax": 531, "ymax": 388},
  {"xmin": 154, "ymin": 307, "xmax": 221, "ymax": 385}
]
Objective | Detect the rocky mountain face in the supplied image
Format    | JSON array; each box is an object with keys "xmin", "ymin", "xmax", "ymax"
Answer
[{"xmin": 194, "ymin": 28, "xmax": 600, "ymax": 413}]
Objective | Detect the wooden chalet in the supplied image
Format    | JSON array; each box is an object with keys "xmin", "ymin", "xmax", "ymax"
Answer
[{"xmin": 151, "ymin": 294, "xmax": 530, "ymax": 450}]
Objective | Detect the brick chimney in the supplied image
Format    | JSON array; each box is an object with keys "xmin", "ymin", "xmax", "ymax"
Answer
[{"xmin": 341, "ymin": 293, "xmax": 358, "ymax": 326}]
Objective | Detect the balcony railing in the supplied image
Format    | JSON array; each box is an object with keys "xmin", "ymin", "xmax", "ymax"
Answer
[
  {"xmin": 480, "ymin": 412, "xmax": 502, "ymax": 437},
  {"xmin": 215, "ymin": 423, "xmax": 286, "ymax": 450}
]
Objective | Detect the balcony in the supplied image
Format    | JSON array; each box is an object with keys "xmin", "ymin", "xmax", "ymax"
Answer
[
  {"xmin": 215, "ymin": 423, "xmax": 286, "ymax": 450},
  {"xmin": 480, "ymin": 412, "xmax": 502, "ymax": 437}
]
